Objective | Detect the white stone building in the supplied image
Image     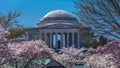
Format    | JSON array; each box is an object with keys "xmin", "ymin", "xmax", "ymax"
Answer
[{"xmin": 28, "ymin": 10, "xmax": 91, "ymax": 51}]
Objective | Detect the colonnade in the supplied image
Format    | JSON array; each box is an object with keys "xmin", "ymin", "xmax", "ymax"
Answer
[{"xmin": 40, "ymin": 32, "xmax": 80, "ymax": 50}]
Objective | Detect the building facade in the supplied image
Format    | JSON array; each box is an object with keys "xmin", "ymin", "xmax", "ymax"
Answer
[{"xmin": 28, "ymin": 10, "xmax": 91, "ymax": 51}]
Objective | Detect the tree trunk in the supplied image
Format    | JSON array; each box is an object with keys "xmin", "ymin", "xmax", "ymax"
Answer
[
  {"xmin": 24, "ymin": 58, "xmax": 34, "ymax": 68},
  {"xmin": 15, "ymin": 59, "xmax": 18, "ymax": 68}
]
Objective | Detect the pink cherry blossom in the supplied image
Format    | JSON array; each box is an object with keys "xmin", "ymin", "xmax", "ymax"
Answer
[
  {"xmin": 53, "ymin": 47, "xmax": 90, "ymax": 67},
  {"xmin": 85, "ymin": 54, "xmax": 117, "ymax": 68},
  {"xmin": 0, "ymin": 25, "xmax": 55, "ymax": 68},
  {"xmin": 0, "ymin": 25, "xmax": 11, "ymax": 66},
  {"xmin": 85, "ymin": 40, "xmax": 120, "ymax": 68},
  {"xmin": 7, "ymin": 40, "xmax": 54, "ymax": 67}
]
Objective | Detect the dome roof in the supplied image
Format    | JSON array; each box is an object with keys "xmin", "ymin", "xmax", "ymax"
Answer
[
  {"xmin": 41, "ymin": 10, "xmax": 77, "ymax": 21},
  {"xmin": 37, "ymin": 10, "xmax": 80, "ymax": 28},
  {"xmin": 43, "ymin": 10, "xmax": 74, "ymax": 18}
]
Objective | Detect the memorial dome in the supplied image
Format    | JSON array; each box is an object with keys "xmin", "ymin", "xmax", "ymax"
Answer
[
  {"xmin": 41, "ymin": 10, "xmax": 77, "ymax": 21},
  {"xmin": 37, "ymin": 10, "xmax": 80, "ymax": 28}
]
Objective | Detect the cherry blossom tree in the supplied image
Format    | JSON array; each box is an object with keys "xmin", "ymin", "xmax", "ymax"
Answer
[
  {"xmin": 0, "ymin": 25, "xmax": 9, "ymax": 43},
  {"xmin": 53, "ymin": 46, "xmax": 93, "ymax": 67},
  {"xmin": 7, "ymin": 40, "xmax": 54, "ymax": 68},
  {"xmin": 85, "ymin": 40, "xmax": 120, "ymax": 68},
  {"xmin": 96, "ymin": 40, "xmax": 120, "ymax": 68},
  {"xmin": 0, "ymin": 25, "xmax": 54, "ymax": 68},
  {"xmin": 85, "ymin": 54, "xmax": 117, "ymax": 68},
  {"xmin": 0, "ymin": 25, "xmax": 11, "ymax": 67}
]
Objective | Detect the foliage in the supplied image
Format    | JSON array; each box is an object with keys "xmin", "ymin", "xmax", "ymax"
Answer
[
  {"xmin": 0, "ymin": 11, "xmax": 28, "ymax": 40},
  {"xmin": 74, "ymin": 0, "xmax": 120, "ymax": 39},
  {"xmin": 0, "ymin": 25, "xmax": 54, "ymax": 68},
  {"xmin": 96, "ymin": 40, "xmax": 120, "ymax": 67},
  {"xmin": 85, "ymin": 40, "xmax": 120, "ymax": 68},
  {"xmin": 6, "ymin": 28, "xmax": 28, "ymax": 40},
  {"xmin": 0, "ymin": 25, "xmax": 11, "ymax": 66},
  {"xmin": 7, "ymin": 40, "xmax": 54, "ymax": 68},
  {"xmin": 89, "ymin": 36, "xmax": 107, "ymax": 48},
  {"xmin": 0, "ymin": 25, "xmax": 9, "ymax": 43},
  {"xmin": 89, "ymin": 40, "xmax": 99, "ymax": 48},
  {"xmin": 0, "ymin": 11, "xmax": 21, "ymax": 30},
  {"xmin": 53, "ymin": 46, "xmax": 95, "ymax": 67},
  {"xmin": 99, "ymin": 36, "xmax": 108, "ymax": 45},
  {"xmin": 85, "ymin": 54, "xmax": 117, "ymax": 68}
]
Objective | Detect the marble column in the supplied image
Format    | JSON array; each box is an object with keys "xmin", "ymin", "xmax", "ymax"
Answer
[
  {"xmin": 55, "ymin": 33, "xmax": 58, "ymax": 50},
  {"xmin": 45, "ymin": 33, "xmax": 47, "ymax": 44},
  {"xmin": 50, "ymin": 33, "xmax": 52, "ymax": 48},
  {"xmin": 62, "ymin": 33, "xmax": 64, "ymax": 47},
  {"xmin": 67, "ymin": 33, "xmax": 69, "ymax": 47},
  {"xmin": 61, "ymin": 33, "xmax": 63, "ymax": 48},
  {"xmin": 72, "ymin": 33, "xmax": 74, "ymax": 45},
  {"xmin": 77, "ymin": 33, "xmax": 80, "ymax": 48},
  {"xmin": 65, "ymin": 33, "xmax": 67, "ymax": 47}
]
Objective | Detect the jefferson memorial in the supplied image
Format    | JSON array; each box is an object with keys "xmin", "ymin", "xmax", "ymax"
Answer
[{"xmin": 28, "ymin": 10, "xmax": 91, "ymax": 50}]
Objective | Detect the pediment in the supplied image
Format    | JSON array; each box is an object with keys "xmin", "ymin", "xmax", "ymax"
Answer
[{"xmin": 40, "ymin": 24, "xmax": 77, "ymax": 29}]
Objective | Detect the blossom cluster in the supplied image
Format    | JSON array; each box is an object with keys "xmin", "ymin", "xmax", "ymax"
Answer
[
  {"xmin": 53, "ymin": 47, "xmax": 92, "ymax": 67},
  {"xmin": 0, "ymin": 25, "xmax": 9, "ymax": 43},
  {"xmin": 85, "ymin": 54, "xmax": 117, "ymax": 68},
  {"xmin": 85, "ymin": 40, "xmax": 120, "ymax": 68},
  {"xmin": 0, "ymin": 25, "xmax": 54, "ymax": 67},
  {"xmin": 8, "ymin": 40, "xmax": 54, "ymax": 60},
  {"xmin": 0, "ymin": 25, "xmax": 120, "ymax": 68}
]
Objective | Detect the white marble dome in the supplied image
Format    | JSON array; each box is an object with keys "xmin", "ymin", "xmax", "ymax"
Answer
[
  {"xmin": 41, "ymin": 10, "xmax": 77, "ymax": 21},
  {"xmin": 37, "ymin": 10, "xmax": 80, "ymax": 28},
  {"xmin": 43, "ymin": 10, "xmax": 74, "ymax": 18}
]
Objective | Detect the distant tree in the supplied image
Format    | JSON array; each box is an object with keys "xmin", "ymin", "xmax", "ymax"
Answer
[
  {"xmin": 89, "ymin": 40, "xmax": 99, "ymax": 48},
  {"xmin": 0, "ymin": 11, "xmax": 21, "ymax": 30},
  {"xmin": 0, "ymin": 11, "xmax": 28, "ymax": 40},
  {"xmin": 6, "ymin": 28, "xmax": 28, "ymax": 40},
  {"xmin": 89, "ymin": 36, "xmax": 108, "ymax": 48},
  {"xmin": 74, "ymin": 0, "xmax": 120, "ymax": 39},
  {"xmin": 99, "ymin": 36, "xmax": 107, "ymax": 45}
]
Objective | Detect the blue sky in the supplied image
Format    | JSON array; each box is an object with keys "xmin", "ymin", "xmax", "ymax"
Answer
[{"xmin": 0, "ymin": 0, "xmax": 76, "ymax": 27}]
